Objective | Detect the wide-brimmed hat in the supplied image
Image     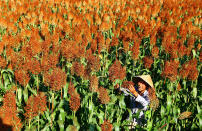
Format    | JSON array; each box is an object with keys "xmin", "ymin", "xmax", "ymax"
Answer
[{"xmin": 132, "ymin": 75, "xmax": 154, "ymax": 88}]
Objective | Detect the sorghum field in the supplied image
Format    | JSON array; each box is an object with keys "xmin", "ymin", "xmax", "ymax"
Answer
[{"xmin": 0, "ymin": 0, "xmax": 201, "ymax": 130}]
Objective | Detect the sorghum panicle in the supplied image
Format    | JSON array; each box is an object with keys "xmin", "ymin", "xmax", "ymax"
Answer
[
  {"xmin": 14, "ymin": 69, "xmax": 30, "ymax": 87},
  {"xmin": 89, "ymin": 75, "xmax": 99, "ymax": 92},
  {"xmin": 101, "ymin": 119, "xmax": 113, "ymax": 131},
  {"xmin": 69, "ymin": 93, "xmax": 81, "ymax": 112},
  {"xmin": 24, "ymin": 93, "xmax": 47, "ymax": 121},
  {"xmin": 98, "ymin": 87, "xmax": 110, "ymax": 104},
  {"xmin": 44, "ymin": 67, "xmax": 67, "ymax": 91},
  {"xmin": 143, "ymin": 56, "xmax": 154, "ymax": 69},
  {"xmin": 109, "ymin": 59, "xmax": 126, "ymax": 82},
  {"xmin": 87, "ymin": 54, "xmax": 101, "ymax": 72},
  {"xmin": 122, "ymin": 81, "xmax": 134, "ymax": 89},
  {"xmin": 71, "ymin": 61, "xmax": 85, "ymax": 77},
  {"xmin": 178, "ymin": 112, "xmax": 192, "ymax": 120},
  {"xmin": 161, "ymin": 60, "xmax": 179, "ymax": 82}
]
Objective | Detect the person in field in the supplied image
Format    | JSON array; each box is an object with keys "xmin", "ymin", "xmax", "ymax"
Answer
[{"xmin": 119, "ymin": 75, "xmax": 156, "ymax": 128}]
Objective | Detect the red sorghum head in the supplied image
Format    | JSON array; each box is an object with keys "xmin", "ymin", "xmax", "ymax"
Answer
[
  {"xmin": 101, "ymin": 119, "xmax": 113, "ymax": 131},
  {"xmin": 98, "ymin": 87, "xmax": 110, "ymax": 104}
]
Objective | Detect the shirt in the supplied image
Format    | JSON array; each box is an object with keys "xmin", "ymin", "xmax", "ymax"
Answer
[{"xmin": 120, "ymin": 86, "xmax": 150, "ymax": 125}]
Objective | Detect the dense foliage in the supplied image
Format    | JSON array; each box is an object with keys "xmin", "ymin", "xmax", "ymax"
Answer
[{"xmin": 0, "ymin": 0, "xmax": 201, "ymax": 130}]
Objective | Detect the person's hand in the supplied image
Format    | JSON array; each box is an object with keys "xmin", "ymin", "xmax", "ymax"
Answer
[{"xmin": 128, "ymin": 84, "xmax": 138, "ymax": 97}]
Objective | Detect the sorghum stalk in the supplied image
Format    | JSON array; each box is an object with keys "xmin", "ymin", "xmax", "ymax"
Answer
[
  {"xmin": 29, "ymin": 119, "xmax": 31, "ymax": 130},
  {"xmin": 89, "ymin": 97, "xmax": 91, "ymax": 110},
  {"xmin": 153, "ymin": 58, "xmax": 157, "ymax": 69},
  {"xmin": 170, "ymin": 82, "xmax": 174, "ymax": 92},
  {"xmin": 52, "ymin": 92, "xmax": 54, "ymax": 112},
  {"xmin": 51, "ymin": 113, "xmax": 53, "ymax": 127},
  {"xmin": 0, "ymin": 70, "xmax": 2, "ymax": 87},
  {"xmin": 102, "ymin": 51, "xmax": 106, "ymax": 85},
  {"xmin": 37, "ymin": 75, "xmax": 39, "ymax": 91},
  {"xmin": 16, "ymin": 81, "xmax": 18, "ymax": 99},
  {"xmin": 61, "ymin": 88, "xmax": 63, "ymax": 99},
  {"xmin": 41, "ymin": 54, "xmax": 44, "ymax": 83},
  {"xmin": 117, "ymin": 107, "xmax": 119, "ymax": 123},
  {"xmin": 91, "ymin": 93, "xmax": 93, "ymax": 103},
  {"xmin": 49, "ymin": 101, "xmax": 51, "ymax": 111},
  {"xmin": 116, "ymin": 46, "xmax": 118, "ymax": 58},
  {"xmin": 117, "ymin": 107, "xmax": 122, "ymax": 124},
  {"xmin": 38, "ymin": 115, "xmax": 40, "ymax": 131},
  {"xmin": 73, "ymin": 111, "xmax": 76, "ymax": 118},
  {"xmin": 112, "ymin": 86, "xmax": 114, "ymax": 95},
  {"xmin": 105, "ymin": 104, "xmax": 108, "ymax": 120}
]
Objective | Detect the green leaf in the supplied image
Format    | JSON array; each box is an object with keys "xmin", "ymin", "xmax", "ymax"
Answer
[
  {"xmin": 58, "ymin": 100, "xmax": 64, "ymax": 108},
  {"xmin": 192, "ymin": 49, "xmax": 196, "ymax": 58},
  {"xmin": 24, "ymin": 87, "xmax": 28, "ymax": 103},
  {"xmin": 154, "ymin": 82, "xmax": 159, "ymax": 87},
  {"xmin": 66, "ymin": 125, "xmax": 77, "ymax": 131},
  {"xmin": 88, "ymin": 124, "xmax": 96, "ymax": 131},
  {"xmin": 127, "ymin": 108, "xmax": 133, "ymax": 121},
  {"xmin": 89, "ymin": 101, "xmax": 94, "ymax": 114},
  {"xmin": 197, "ymin": 102, "xmax": 201, "ymax": 114},
  {"xmin": 41, "ymin": 123, "xmax": 51, "ymax": 131},
  {"xmin": 4, "ymin": 77, "xmax": 10, "ymax": 89},
  {"xmin": 167, "ymin": 95, "xmax": 172, "ymax": 112},
  {"xmin": 89, "ymin": 112, "xmax": 94, "ymax": 123},
  {"xmin": 110, "ymin": 94, "xmax": 117, "ymax": 104},
  {"xmin": 7, "ymin": 69, "xmax": 14, "ymax": 75},
  {"xmin": 114, "ymin": 79, "xmax": 122, "ymax": 86},
  {"xmin": 17, "ymin": 88, "xmax": 22, "ymax": 103},
  {"xmin": 97, "ymin": 110, "xmax": 104, "ymax": 124},
  {"xmin": 66, "ymin": 62, "xmax": 72, "ymax": 68},
  {"xmin": 113, "ymin": 123, "xmax": 120, "ymax": 131},
  {"xmin": 27, "ymin": 84, "xmax": 37, "ymax": 96},
  {"xmin": 147, "ymin": 120, "xmax": 153, "ymax": 131},
  {"xmin": 95, "ymin": 123, "xmax": 102, "ymax": 131},
  {"xmin": 57, "ymin": 120, "xmax": 64, "ymax": 131},
  {"xmin": 146, "ymin": 110, "xmax": 152, "ymax": 119},
  {"xmin": 45, "ymin": 111, "xmax": 51, "ymax": 122},
  {"xmin": 7, "ymin": 73, "xmax": 13, "ymax": 83},
  {"xmin": 192, "ymin": 87, "xmax": 197, "ymax": 98},
  {"xmin": 191, "ymin": 123, "xmax": 198, "ymax": 130},
  {"xmin": 64, "ymin": 83, "xmax": 68, "ymax": 99},
  {"xmin": 91, "ymin": 118, "xmax": 97, "ymax": 124},
  {"xmin": 73, "ymin": 117, "xmax": 80, "ymax": 129},
  {"xmin": 1, "ymin": 69, "xmax": 8, "ymax": 74},
  {"xmin": 59, "ymin": 108, "xmax": 66, "ymax": 121},
  {"xmin": 161, "ymin": 106, "xmax": 166, "ymax": 117},
  {"xmin": 51, "ymin": 111, "xmax": 57, "ymax": 122},
  {"xmin": 199, "ymin": 116, "xmax": 202, "ymax": 130},
  {"xmin": 119, "ymin": 95, "xmax": 126, "ymax": 109}
]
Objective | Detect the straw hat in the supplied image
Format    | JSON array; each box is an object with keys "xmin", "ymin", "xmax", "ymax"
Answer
[{"xmin": 132, "ymin": 75, "xmax": 154, "ymax": 88}]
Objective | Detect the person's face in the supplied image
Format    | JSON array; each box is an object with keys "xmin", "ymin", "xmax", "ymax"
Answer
[{"xmin": 138, "ymin": 81, "xmax": 147, "ymax": 92}]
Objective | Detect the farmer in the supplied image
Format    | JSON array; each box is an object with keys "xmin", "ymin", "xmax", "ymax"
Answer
[{"xmin": 119, "ymin": 75, "xmax": 155, "ymax": 128}]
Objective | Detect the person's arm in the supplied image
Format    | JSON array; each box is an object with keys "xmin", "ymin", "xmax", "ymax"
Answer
[
  {"xmin": 128, "ymin": 84, "xmax": 138, "ymax": 97},
  {"xmin": 128, "ymin": 85, "xmax": 150, "ymax": 110},
  {"xmin": 119, "ymin": 88, "xmax": 130, "ymax": 96},
  {"xmin": 116, "ymin": 84, "xmax": 135, "ymax": 97}
]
